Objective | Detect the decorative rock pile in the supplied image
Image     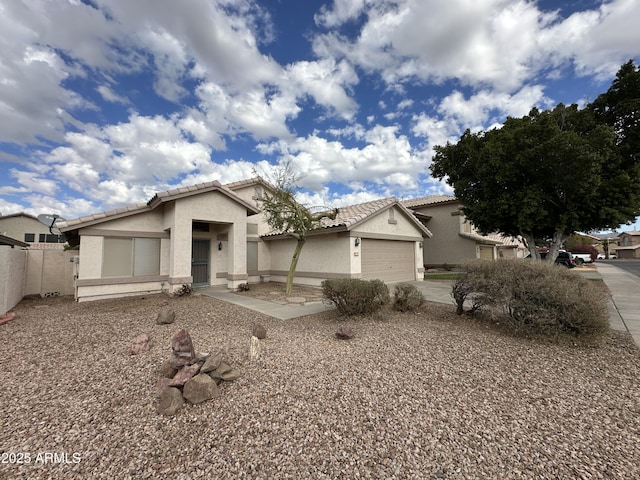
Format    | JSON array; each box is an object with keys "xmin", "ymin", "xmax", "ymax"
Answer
[{"xmin": 156, "ymin": 329, "xmax": 241, "ymax": 416}]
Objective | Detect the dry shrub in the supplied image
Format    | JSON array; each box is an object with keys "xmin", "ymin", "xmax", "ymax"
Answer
[
  {"xmin": 392, "ymin": 283, "xmax": 425, "ymax": 312},
  {"xmin": 321, "ymin": 279, "xmax": 390, "ymax": 316},
  {"xmin": 452, "ymin": 259, "xmax": 609, "ymax": 339}
]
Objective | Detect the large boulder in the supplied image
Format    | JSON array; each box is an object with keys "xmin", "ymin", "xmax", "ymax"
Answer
[
  {"xmin": 208, "ymin": 362, "xmax": 241, "ymax": 382},
  {"xmin": 252, "ymin": 324, "xmax": 267, "ymax": 339},
  {"xmin": 335, "ymin": 324, "xmax": 355, "ymax": 340},
  {"xmin": 157, "ymin": 387, "xmax": 183, "ymax": 416},
  {"xmin": 156, "ymin": 308, "xmax": 175, "ymax": 325},
  {"xmin": 183, "ymin": 374, "xmax": 220, "ymax": 404}
]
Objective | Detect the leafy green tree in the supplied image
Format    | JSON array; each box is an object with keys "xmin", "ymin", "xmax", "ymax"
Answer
[
  {"xmin": 257, "ymin": 165, "xmax": 338, "ymax": 294},
  {"xmin": 431, "ymin": 103, "xmax": 624, "ymax": 261},
  {"xmin": 588, "ymin": 60, "xmax": 640, "ymax": 228}
]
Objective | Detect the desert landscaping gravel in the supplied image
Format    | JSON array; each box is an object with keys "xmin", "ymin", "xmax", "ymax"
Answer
[{"xmin": 1, "ymin": 291, "xmax": 639, "ymax": 479}]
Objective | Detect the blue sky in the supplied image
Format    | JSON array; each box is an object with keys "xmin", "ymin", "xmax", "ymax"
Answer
[{"xmin": 0, "ymin": 0, "xmax": 639, "ymax": 230}]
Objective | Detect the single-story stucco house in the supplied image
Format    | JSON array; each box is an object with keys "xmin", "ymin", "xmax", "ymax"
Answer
[{"xmin": 59, "ymin": 178, "xmax": 431, "ymax": 302}]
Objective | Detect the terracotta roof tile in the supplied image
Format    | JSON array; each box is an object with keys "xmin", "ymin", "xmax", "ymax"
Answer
[
  {"xmin": 401, "ymin": 194, "xmax": 456, "ymax": 208},
  {"xmin": 263, "ymin": 197, "xmax": 432, "ymax": 238}
]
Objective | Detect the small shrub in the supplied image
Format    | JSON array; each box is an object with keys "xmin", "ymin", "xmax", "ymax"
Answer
[
  {"xmin": 237, "ymin": 283, "xmax": 250, "ymax": 291},
  {"xmin": 321, "ymin": 278, "xmax": 390, "ymax": 316},
  {"xmin": 452, "ymin": 259, "xmax": 609, "ymax": 339},
  {"xmin": 174, "ymin": 284, "xmax": 193, "ymax": 297},
  {"xmin": 392, "ymin": 283, "xmax": 425, "ymax": 312}
]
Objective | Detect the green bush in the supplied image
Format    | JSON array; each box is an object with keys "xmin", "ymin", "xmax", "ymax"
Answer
[
  {"xmin": 321, "ymin": 278, "xmax": 390, "ymax": 316},
  {"xmin": 392, "ymin": 283, "xmax": 425, "ymax": 312},
  {"xmin": 452, "ymin": 259, "xmax": 609, "ymax": 339}
]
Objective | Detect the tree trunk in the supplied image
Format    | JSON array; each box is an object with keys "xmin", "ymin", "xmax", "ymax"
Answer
[
  {"xmin": 547, "ymin": 230, "xmax": 568, "ymax": 262},
  {"xmin": 521, "ymin": 232, "xmax": 540, "ymax": 259},
  {"xmin": 286, "ymin": 238, "xmax": 306, "ymax": 295}
]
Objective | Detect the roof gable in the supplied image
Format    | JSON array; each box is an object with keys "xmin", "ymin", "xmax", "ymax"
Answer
[
  {"xmin": 0, "ymin": 212, "xmax": 39, "ymax": 221},
  {"xmin": 263, "ymin": 197, "xmax": 432, "ymax": 238},
  {"xmin": 60, "ymin": 181, "xmax": 259, "ymax": 231}
]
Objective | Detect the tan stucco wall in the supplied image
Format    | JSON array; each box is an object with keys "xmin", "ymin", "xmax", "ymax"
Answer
[
  {"xmin": 0, "ymin": 246, "xmax": 26, "ymax": 314},
  {"xmin": 24, "ymin": 250, "xmax": 75, "ymax": 296},
  {"xmin": 76, "ymin": 281, "xmax": 165, "ymax": 302},
  {"xmin": 268, "ymin": 234, "xmax": 354, "ymax": 286},
  {"xmin": 352, "ymin": 206, "xmax": 423, "ymax": 240},
  {"xmin": 413, "ymin": 203, "xmax": 477, "ymax": 266},
  {"xmin": 267, "ymin": 210, "xmax": 425, "ymax": 286}
]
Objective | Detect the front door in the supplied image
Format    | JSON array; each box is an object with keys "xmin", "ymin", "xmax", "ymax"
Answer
[{"xmin": 191, "ymin": 239, "xmax": 210, "ymax": 286}]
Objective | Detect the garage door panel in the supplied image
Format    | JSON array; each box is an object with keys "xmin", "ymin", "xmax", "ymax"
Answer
[{"xmin": 361, "ymin": 239, "xmax": 414, "ymax": 282}]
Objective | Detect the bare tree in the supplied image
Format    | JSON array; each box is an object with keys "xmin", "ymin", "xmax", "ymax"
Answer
[{"xmin": 256, "ymin": 164, "xmax": 338, "ymax": 294}]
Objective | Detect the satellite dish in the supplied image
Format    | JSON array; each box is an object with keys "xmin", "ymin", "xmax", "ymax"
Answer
[{"xmin": 37, "ymin": 214, "xmax": 67, "ymax": 235}]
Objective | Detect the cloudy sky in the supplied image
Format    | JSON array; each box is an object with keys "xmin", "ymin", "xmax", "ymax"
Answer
[{"xmin": 0, "ymin": 0, "xmax": 639, "ymax": 227}]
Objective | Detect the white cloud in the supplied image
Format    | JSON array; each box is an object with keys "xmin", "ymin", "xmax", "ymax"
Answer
[
  {"xmin": 284, "ymin": 58, "xmax": 359, "ymax": 119},
  {"xmin": 96, "ymin": 85, "xmax": 129, "ymax": 104},
  {"xmin": 313, "ymin": 0, "xmax": 553, "ymax": 92},
  {"xmin": 438, "ymin": 85, "xmax": 549, "ymax": 130},
  {"xmin": 263, "ymin": 124, "xmax": 429, "ymax": 193},
  {"xmin": 312, "ymin": 0, "xmax": 639, "ymax": 93},
  {"xmin": 540, "ymin": 0, "xmax": 640, "ymax": 79}
]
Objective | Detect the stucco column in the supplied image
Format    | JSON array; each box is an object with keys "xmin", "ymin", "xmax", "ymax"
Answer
[
  {"xmin": 169, "ymin": 213, "xmax": 193, "ymax": 288},
  {"xmin": 415, "ymin": 240, "xmax": 424, "ymax": 281},
  {"xmin": 227, "ymin": 220, "xmax": 248, "ymax": 289}
]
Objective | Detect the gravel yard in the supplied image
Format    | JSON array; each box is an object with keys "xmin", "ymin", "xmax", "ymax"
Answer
[{"xmin": 1, "ymin": 292, "xmax": 639, "ymax": 479}]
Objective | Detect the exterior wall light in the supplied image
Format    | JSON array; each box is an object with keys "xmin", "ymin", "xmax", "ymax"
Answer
[
  {"xmin": 419, "ymin": 241, "xmax": 423, "ymax": 249},
  {"xmin": 354, "ymin": 237, "xmax": 361, "ymax": 247},
  {"xmin": 218, "ymin": 242, "xmax": 223, "ymax": 251}
]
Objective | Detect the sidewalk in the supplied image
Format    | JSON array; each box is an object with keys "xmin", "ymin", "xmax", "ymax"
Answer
[{"xmin": 594, "ymin": 262, "xmax": 640, "ymax": 347}]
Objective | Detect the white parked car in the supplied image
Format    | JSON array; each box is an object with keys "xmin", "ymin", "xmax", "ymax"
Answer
[{"xmin": 597, "ymin": 253, "xmax": 617, "ymax": 259}]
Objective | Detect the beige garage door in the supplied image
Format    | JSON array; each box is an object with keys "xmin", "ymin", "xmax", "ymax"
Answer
[
  {"xmin": 361, "ymin": 239, "xmax": 415, "ymax": 282},
  {"xmin": 478, "ymin": 246, "xmax": 494, "ymax": 260}
]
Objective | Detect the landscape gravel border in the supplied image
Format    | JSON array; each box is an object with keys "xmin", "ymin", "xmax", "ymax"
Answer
[{"xmin": 1, "ymin": 293, "xmax": 639, "ymax": 479}]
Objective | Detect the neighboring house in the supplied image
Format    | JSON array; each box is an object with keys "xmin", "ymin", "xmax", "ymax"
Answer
[
  {"xmin": 0, "ymin": 212, "xmax": 67, "ymax": 249},
  {"xmin": 592, "ymin": 232, "xmax": 620, "ymax": 257},
  {"xmin": 616, "ymin": 231, "xmax": 640, "ymax": 259},
  {"xmin": 402, "ymin": 195, "xmax": 526, "ymax": 268},
  {"xmin": 59, "ymin": 178, "xmax": 430, "ymax": 302},
  {"xmin": 0, "ymin": 234, "xmax": 28, "ymax": 248}
]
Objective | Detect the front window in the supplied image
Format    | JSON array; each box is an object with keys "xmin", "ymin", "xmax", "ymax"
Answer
[{"xmin": 103, "ymin": 237, "xmax": 161, "ymax": 277}]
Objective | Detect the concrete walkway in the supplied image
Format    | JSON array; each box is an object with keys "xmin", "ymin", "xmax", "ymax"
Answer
[
  {"xmin": 195, "ymin": 286, "xmax": 331, "ymax": 320},
  {"xmin": 197, "ymin": 264, "xmax": 640, "ymax": 348},
  {"xmin": 594, "ymin": 262, "xmax": 640, "ymax": 347}
]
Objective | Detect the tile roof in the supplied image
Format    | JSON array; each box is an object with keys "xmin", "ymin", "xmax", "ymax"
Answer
[
  {"xmin": 401, "ymin": 194, "xmax": 457, "ymax": 208},
  {"xmin": 59, "ymin": 180, "xmax": 258, "ymax": 231},
  {"xmin": 320, "ymin": 197, "xmax": 397, "ymax": 229},
  {"xmin": 263, "ymin": 197, "xmax": 432, "ymax": 238},
  {"xmin": 0, "ymin": 212, "xmax": 39, "ymax": 220}
]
